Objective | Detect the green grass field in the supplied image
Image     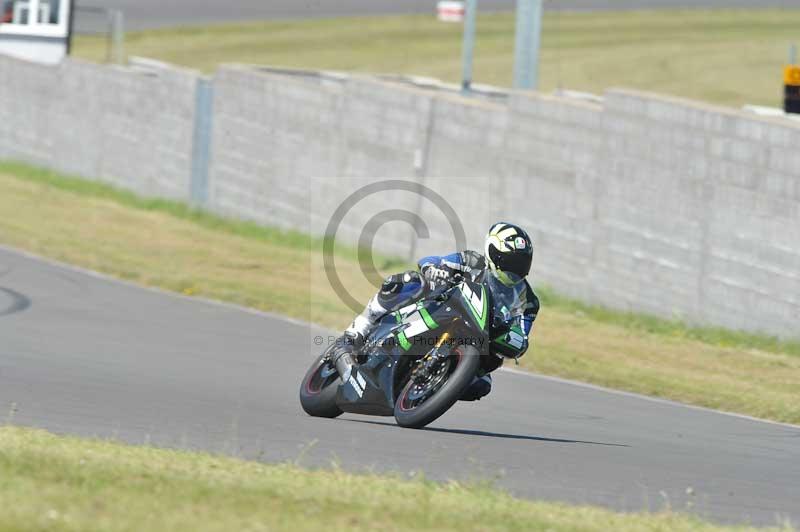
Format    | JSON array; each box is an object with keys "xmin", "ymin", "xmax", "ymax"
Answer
[
  {"xmin": 74, "ymin": 9, "xmax": 800, "ymax": 108},
  {"xmin": 0, "ymin": 426, "xmax": 787, "ymax": 532},
  {"xmin": 1, "ymin": 161, "xmax": 798, "ymax": 425}
]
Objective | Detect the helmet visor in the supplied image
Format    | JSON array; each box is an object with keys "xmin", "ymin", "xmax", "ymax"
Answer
[{"xmin": 488, "ymin": 245, "xmax": 531, "ymax": 281}]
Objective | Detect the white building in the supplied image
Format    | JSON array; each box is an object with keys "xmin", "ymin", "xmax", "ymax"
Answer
[{"xmin": 0, "ymin": 0, "xmax": 71, "ymax": 64}]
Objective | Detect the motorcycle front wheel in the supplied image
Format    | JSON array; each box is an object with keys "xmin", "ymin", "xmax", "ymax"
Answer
[
  {"xmin": 299, "ymin": 353, "xmax": 343, "ymax": 418},
  {"xmin": 394, "ymin": 344, "xmax": 480, "ymax": 429}
]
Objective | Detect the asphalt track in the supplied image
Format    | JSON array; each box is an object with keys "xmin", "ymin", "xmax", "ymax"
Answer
[
  {"xmin": 0, "ymin": 245, "xmax": 798, "ymax": 526},
  {"xmin": 82, "ymin": 0, "xmax": 800, "ymax": 30}
]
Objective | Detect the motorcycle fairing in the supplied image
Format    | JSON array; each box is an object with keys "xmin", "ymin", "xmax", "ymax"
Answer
[{"xmin": 334, "ymin": 279, "xmax": 492, "ymax": 416}]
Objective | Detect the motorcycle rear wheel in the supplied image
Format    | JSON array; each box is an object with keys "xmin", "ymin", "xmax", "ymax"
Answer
[
  {"xmin": 299, "ymin": 353, "xmax": 343, "ymax": 418},
  {"xmin": 394, "ymin": 345, "xmax": 480, "ymax": 429}
]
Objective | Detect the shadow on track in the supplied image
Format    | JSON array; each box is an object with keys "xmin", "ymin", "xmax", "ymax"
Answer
[
  {"xmin": 0, "ymin": 287, "xmax": 31, "ymax": 317},
  {"xmin": 344, "ymin": 418, "xmax": 629, "ymax": 447}
]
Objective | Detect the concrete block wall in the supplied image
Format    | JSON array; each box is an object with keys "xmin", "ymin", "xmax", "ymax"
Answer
[
  {"xmin": 209, "ymin": 66, "xmax": 799, "ymax": 337},
  {"xmin": 503, "ymin": 93, "xmax": 604, "ymax": 303},
  {"xmin": 210, "ymin": 67, "xmax": 436, "ymax": 257},
  {"xmin": 1, "ymin": 54, "xmax": 798, "ymax": 337},
  {"xmin": 596, "ymin": 90, "xmax": 800, "ymax": 332},
  {"xmin": 415, "ymin": 96, "xmax": 510, "ymax": 258},
  {"xmin": 0, "ymin": 54, "xmax": 198, "ymax": 199},
  {"xmin": 591, "ymin": 90, "xmax": 716, "ymax": 321},
  {"xmin": 210, "ymin": 66, "xmax": 341, "ymax": 231}
]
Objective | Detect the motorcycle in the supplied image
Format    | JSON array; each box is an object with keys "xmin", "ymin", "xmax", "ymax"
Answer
[{"xmin": 299, "ymin": 270, "xmax": 525, "ymax": 429}]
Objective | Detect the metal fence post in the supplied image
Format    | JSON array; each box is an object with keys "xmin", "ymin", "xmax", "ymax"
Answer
[
  {"xmin": 190, "ymin": 78, "xmax": 214, "ymax": 206},
  {"xmin": 513, "ymin": 0, "xmax": 543, "ymax": 90},
  {"xmin": 110, "ymin": 9, "xmax": 125, "ymax": 65},
  {"xmin": 461, "ymin": 0, "xmax": 478, "ymax": 93},
  {"xmin": 66, "ymin": 0, "xmax": 76, "ymax": 55}
]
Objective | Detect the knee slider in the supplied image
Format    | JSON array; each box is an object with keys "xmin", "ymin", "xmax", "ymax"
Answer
[
  {"xmin": 402, "ymin": 271, "xmax": 421, "ymax": 284},
  {"xmin": 380, "ymin": 271, "xmax": 420, "ymax": 296},
  {"xmin": 380, "ymin": 274, "xmax": 403, "ymax": 296}
]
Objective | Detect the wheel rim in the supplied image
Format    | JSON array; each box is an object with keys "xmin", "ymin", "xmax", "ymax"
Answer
[
  {"xmin": 398, "ymin": 351, "xmax": 462, "ymax": 412},
  {"xmin": 305, "ymin": 360, "xmax": 338, "ymax": 395}
]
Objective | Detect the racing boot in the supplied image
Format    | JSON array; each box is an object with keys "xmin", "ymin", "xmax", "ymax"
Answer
[
  {"xmin": 330, "ymin": 330, "xmax": 364, "ymax": 383},
  {"xmin": 330, "ymin": 291, "xmax": 386, "ymax": 382}
]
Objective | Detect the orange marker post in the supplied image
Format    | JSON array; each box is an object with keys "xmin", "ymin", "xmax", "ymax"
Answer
[{"xmin": 785, "ymin": 65, "xmax": 800, "ymax": 114}]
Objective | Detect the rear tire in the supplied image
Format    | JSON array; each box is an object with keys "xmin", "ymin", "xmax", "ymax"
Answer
[
  {"xmin": 299, "ymin": 354, "xmax": 343, "ymax": 418},
  {"xmin": 394, "ymin": 345, "xmax": 480, "ymax": 429}
]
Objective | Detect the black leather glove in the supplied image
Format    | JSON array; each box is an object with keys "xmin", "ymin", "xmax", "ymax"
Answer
[{"xmin": 422, "ymin": 265, "xmax": 452, "ymax": 284}]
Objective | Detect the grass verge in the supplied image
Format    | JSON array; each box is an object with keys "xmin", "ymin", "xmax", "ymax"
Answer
[
  {"xmin": 73, "ymin": 9, "xmax": 800, "ymax": 108},
  {"xmin": 0, "ymin": 426, "xmax": 785, "ymax": 532},
  {"xmin": 0, "ymin": 161, "xmax": 798, "ymax": 424}
]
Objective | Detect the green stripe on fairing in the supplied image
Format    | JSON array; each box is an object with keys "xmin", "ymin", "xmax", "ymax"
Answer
[
  {"xmin": 493, "ymin": 325, "xmax": 524, "ymax": 349},
  {"xmin": 493, "ymin": 335, "xmax": 514, "ymax": 349},
  {"xmin": 419, "ymin": 307, "xmax": 438, "ymax": 330},
  {"xmin": 480, "ymin": 288, "xmax": 487, "ymax": 329},
  {"xmin": 397, "ymin": 331, "xmax": 411, "ymax": 351}
]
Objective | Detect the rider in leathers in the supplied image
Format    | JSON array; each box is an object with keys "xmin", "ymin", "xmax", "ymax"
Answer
[{"xmin": 331, "ymin": 222, "xmax": 540, "ymax": 401}]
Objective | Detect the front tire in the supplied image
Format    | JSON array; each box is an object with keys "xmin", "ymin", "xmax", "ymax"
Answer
[
  {"xmin": 394, "ymin": 345, "xmax": 480, "ymax": 429},
  {"xmin": 299, "ymin": 354, "xmax": 343, "ymax": 418}
]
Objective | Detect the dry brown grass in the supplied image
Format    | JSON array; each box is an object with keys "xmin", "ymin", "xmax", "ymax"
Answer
[{"xmin": 73, "ymin": 9, "xmax": 800, "ymax": 108}]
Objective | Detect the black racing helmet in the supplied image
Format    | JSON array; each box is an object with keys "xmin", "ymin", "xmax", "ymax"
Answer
[{"xmin": 484, "ymin": 222, "xmax": 533, "ymax": 286}]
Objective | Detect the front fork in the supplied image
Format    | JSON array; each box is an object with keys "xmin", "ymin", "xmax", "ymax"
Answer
[{"xmin": 410, "ymin": 332, "xmax": 452, "ymax": 384}]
